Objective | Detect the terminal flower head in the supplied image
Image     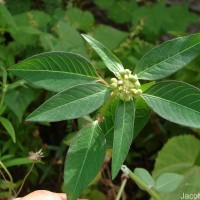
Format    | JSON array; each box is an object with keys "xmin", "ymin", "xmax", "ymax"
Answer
[{"xmin": 28, "ymin": 149, "xmax": 44, "ymax": 161}]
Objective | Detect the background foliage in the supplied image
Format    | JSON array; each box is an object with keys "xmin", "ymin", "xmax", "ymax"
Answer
[{"xmin": 0, "ymin": 0, "xmax": 200, "ymax": 199}]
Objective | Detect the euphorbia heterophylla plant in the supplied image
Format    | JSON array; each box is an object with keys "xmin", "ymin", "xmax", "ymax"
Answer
[{"xmin": 9, "ymin": 33, "xmax": 200, "ymax": 200}]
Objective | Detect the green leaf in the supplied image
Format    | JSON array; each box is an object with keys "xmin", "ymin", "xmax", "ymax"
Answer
[
  {"xmin": 13, "ymin": 10, "xmax": 51, "ymax": 29},
  {"xmin": 0, "ymin": 4, "xmax": 16, "ymax": 28},
  {"xmin": 9, "ymin": 52, "xmax": 98, "ymax": 92},
  {"xmin": 3, "ymin": 157, "xmax": 33, "ymax": 168},
  {"xmin": 135, "ymin": 34, "xmax": 200, "ymax": 80},
  {"xmin": 27, "ymin": 83, "xmax": 111, "ymax": 122},
  {"xmin": 54, "ymin": 21, "xmax": 87, "ymax": 56},
  {"xmin": 134, "ymin": 168, "xmax": 155, "ymax": 187},
  {"xmin": 4, "ymin": 87, "xmax": 35, "ymax": 122},
  {"xmin": 134, "ymin": 97, "xmax": 151, "ymax": 138},
  {"xmin": 108, "ymin": 1, "xmax": 137, "ymax": 24},
  {"xmin": 66, "ymin": 7, "xmax": 94, "ymax": 32},
  {"xmin": 64, "ymin": 122, "xmax": 106, "ymax": 200},
  {"xmin": 142, "ymin": 81, "xmax": 200, "ymax": 128},
  {"xmin": 153, "ymin": 135, "xmax": 200, "ymax": 199},
  {"xmin": 0, "ymin": 117, "xmax": 15, "ymax": 143},
  {"xmin": 99, "ymin": 97, "xmax": 118, "ymax": 148},
  {"xmin": 155, "ymin": 173, "xmax": 184, "ymax": 193},
  {"xmin": 112, "ymin": 100, "xmax": 136, "ymax": 179},
  {"xmin": 91, "ymin": 25, "xmax": 128, "ymax": 50},
  {"xmin": 6, "ymin": 0, "xmax": 31, "ymax": 15},
  {"xmin": 194, "ymin": 151, "xmax": 200, "ymax": 166},
  {"xmin": 82, "ymin": 34, "xmax": 124, "ymax": 74},
  {"xmin": 93, "ymin": 0, "xmax": 115, "ymax": 9},
  {"xmin": 131, "ymin": 3, "xmax": 198, "ymax": 41},
  {"xmin": 100, "ymin": 97, "xmax": 150, "ymax": 148}
]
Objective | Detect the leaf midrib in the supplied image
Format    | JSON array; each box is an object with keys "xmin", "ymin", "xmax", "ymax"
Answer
[
  {"xmin": 156, "ymin": 176, "xmax": 182, "ymax": 189},
  {"xmin": 142, "ymin": 94, "xmax": 200, "ymax": 115},
  {"xmin": 9, "ymin": 69, "xmax": 98, "ymax": 79},
  {"xmin": 113, "ymin": 102, "xmax": 126, "ymax": 173},
  {"xmin": 82, "ymin": 35, "xmax": 123, "ymax": 73},
  {"xmin": 29, "ymin": 87, "xmax": 107, "ymax": 118},
  {"xmin": 71, "ymin": 125, "xmax": 95, "ymax": 199},
  {"xmin": 137, "ymin": 40, "xmax": 200, "ymax": 77}
]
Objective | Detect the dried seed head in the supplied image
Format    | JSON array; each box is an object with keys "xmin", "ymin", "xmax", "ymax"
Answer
[{"xmin": 28, "ymin": 149, "xmax": 44, "ymax": 161}]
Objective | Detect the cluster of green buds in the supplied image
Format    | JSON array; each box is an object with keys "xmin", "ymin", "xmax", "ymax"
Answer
[{"xmin": 110, "ymin": 69, "xmax": 142, "ymax": 101}]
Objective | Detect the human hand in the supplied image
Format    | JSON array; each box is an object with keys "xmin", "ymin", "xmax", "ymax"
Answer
[{"xmin": 13, "ymin": 190, "xmax": 67, "ymax": 200}]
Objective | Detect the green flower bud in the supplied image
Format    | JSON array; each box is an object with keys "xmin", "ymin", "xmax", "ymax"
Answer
[
  {"xmin": 134, "ymin": 80, "xmax": 141, "ymax": 88},
  {"xmin": 124, "ymin": 69, "xmax": 131, "ymax": 75},
  {"xmin": 111, "ymin": 78, "xmax": 118, "ymax": 83},
  {"xmin": 118, "ymin": 80, "xmax": 123, "ymax": 85},
  {"xmin": 118, "ymin": 86, "xmax": 123, "ymax": 91},
  {"xmin": 136, "ymin": 89, "xmax": 142, "ymax": 95},
  {"xmin": 124, "ymin": 74, "xmax": 129, "ymax": 80},
  {"xmin": 128, "ymin": 75, "xmax": 138, "ymax": 82},
  {"xmin": 130, "ymin": 88, "xmax": 138, "ymax": 94},
  {"xmin": 110, "ymin": 83, "xmax": 118, "ymax": 89},
  {"xmin": 119, "ymin": 69, "xmax": 126, "ymax": 76}
]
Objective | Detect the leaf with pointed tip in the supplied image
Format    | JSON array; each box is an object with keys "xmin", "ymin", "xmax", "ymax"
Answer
[
  {"xmin": 82, "ymin": 34, "xmax": 124, "ymax": 74},
  {"xmin": 64, "ymin": 122, "xmax": 106, "ymax": 200},
  {"xmin": 135, "ymin": 34, "xmax": 200, "ymax": 80},
  {"xmin": 9, "ymin": 52, "xmax": 98, "ymax": 92},
  {"xmin": 142, "ymin": 81, "xmax": 200, "ymax": 128},
  {"xmin": 27, "ymin": 83, "xmax": 111, "ymax": 122},
  {"xmin": 100, "ymin": 97, "xmax": 149, "ymax": 148},
  {"xmin": 0, "ymin": 117, "xmax": 16, "ymax": 143},
  {"xmin": 112, "ymin": 100, "xmax": 136, "ymax": 179}
]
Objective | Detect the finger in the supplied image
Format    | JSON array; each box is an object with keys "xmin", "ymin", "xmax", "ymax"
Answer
[{"xmin": 53, "ymin": 193, "xmax": 67, "ymax": 200}]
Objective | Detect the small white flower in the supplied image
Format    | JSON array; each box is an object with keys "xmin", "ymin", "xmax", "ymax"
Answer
[{"xmin": 28, "ymin": 149, "xmax": 44, "ymax": 161}]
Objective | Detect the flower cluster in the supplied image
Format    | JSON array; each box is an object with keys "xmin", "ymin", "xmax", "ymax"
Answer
[{"xmin": 110, "ymin": 69, "xmax": 142, "ymax": 101}]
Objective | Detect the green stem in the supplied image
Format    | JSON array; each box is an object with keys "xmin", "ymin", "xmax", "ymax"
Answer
[
  {"xmin": 0, "ymin": 66, "xmax": 7, "ymax": 110},
  {"xmin": 15, "ymin": 161, "xmax": 35, "ymax": 198},
  {"xmin": 121, "ymin": 165, "xmax": 161, "ymax": 200},
  {"xmin": 0, "ymin": 161, "xmax": 16, "ymax": 196},
  {"xmin": 0, "ymin": 90, "xmax": 5, "ymax": 109},
  {"xmin": 99, "ymin": 92, "xmax": 116, "ymax": 116},
  {"xmin": 116, "ymin": 177, "xmax": 127, "ymax": 200}
]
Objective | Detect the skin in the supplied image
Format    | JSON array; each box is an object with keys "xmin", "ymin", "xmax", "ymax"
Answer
[{"xmin": 12, "ymin": 190, "xmax": 67, "ymax": 200}]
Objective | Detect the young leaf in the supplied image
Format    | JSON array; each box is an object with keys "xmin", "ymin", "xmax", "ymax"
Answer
[
  {"xmin": 112, "ymin": 100, "xmax": 136, "ymax": 179},
  {"xmin": 82, "ymin": 34, "xmax": 124, "ymax": 74},
  {"xmin": 0, "ymin": 117, "xmax": 16, "ymax": 143},
  {"xmin": 155, "ymin": 173, "xmax": 184, "ymax": 193},
  {"xmin": 134, "ymin": 168, "xmax": 155, "ymax": 187},
  {"xmin": 27, "ymin": 83, "xmax": 111, "ymax": 122},
  {"xmin": 142, "ymin": 81, "xmax": 200, "ymax": 128},
  {"xmin": 64, "ymin": 122, "xmax": 106, "ymax": 200},
  {"xmin": 100, "ymin": 97, "xmax": 150, "ymax": 148},
  {"xmin": 135, "ymin": 33, "xmax": 200, "ymax": 80},
  {"xmin": 9, "ymin": 52, "xmax": 98, "ymax": 92}
]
